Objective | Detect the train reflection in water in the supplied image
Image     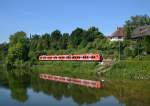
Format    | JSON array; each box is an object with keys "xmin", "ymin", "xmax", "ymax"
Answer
[{"xmin": 39, "ymin": 73, "xmax": 103, "ymax": 88}]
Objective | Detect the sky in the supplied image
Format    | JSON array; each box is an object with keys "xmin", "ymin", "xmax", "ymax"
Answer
[{"xmin": 0, "ymin": 0, "xmax": 150, "ymax": 43}]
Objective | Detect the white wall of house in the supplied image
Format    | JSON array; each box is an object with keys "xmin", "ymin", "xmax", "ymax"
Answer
[{"xmin": 110, "ymin": 37, "xmax": 124, "ymax": 41}]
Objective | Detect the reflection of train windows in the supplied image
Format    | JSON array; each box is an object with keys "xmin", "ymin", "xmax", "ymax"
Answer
[
  {"xmin": 48, "ymin": 76, "xmax": 52, "ymax": 78},
  {"xmin": 54, "ymin": 77, "xmax": 58, "ymax": 79},
  {"xmin": 91, "ymin": 82, "xmax": 96, "ymax": 85}
]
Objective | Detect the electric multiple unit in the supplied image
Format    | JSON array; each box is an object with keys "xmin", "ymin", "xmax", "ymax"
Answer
[{"xmin": 39, "ymin": 54, "xmax": 103, "ymax": 62}]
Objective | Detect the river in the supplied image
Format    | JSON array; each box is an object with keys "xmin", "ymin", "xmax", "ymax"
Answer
[{"xmin": 0, "ymin": 69, "xmax": 149, "ymax": 106}]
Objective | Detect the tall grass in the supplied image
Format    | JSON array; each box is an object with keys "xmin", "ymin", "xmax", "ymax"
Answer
[
  {"xmin": 105, "ymin": 60, "xmax": 150, "ymax": 80},
  {"xmin": 32, "ymin": 61, "xmax": 99, "ymax": 80}
]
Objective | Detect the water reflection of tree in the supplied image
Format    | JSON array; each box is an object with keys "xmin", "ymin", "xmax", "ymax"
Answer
[
  {"xmin": 30, "ymin": 75, "xmax": 108, "ymax": 105},
  {"xmin": 0, "ymin": 71, "xmax": 9, "ymax": 88},
  {"xmin": 1, "ymin": 70, "xmax": 150, "ymax": 106},
  {"xmin": 105, "ymin": 80, "xmax": 150, "ymax": 106},
  {"xmin": 0, "ymin": 69, "xmax": 31, "ymax": 103}
]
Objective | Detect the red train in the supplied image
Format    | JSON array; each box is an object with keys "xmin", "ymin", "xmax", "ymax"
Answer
[{"xmin": 39, "ymin": 54, "xmax": 103, "ymax": 62}]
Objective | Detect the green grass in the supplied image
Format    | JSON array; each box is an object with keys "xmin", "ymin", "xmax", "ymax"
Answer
[
  {"xmin": 32, "ymin": 61, "xmax": 100, "ymax": 80},
  {"xmin": 105, "ymin": 60, "xmax": 150, "ymax": 80}
]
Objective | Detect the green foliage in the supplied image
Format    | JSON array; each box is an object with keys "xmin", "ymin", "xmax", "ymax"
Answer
[
  {"xmin": 141, "ymin": 36, "xmax": 150, "ymax": 54},
  {"xmin": 51, "ymin": 30, "xmax": 62, "ymax": 50},
  {"xmin": 6, "ymin": 31, "xmax": 29, "ymax": 67},
  {"xmin": 124, "ymin": 15, "xmax": 150, "ymax": 39},
  {"xmin": 105, "ymin": 59, "xmax": 150, "ymax": 80},
  {"xmin": 32, "ymin": 61, "xmax": 98, "ymax": 80},
  {"xmin": 0, "ymin": 14, "xmax": 149, "ymax": 77},
  {"xmin": 86, "ymin": 27, "xmax": 104, "ymax": 42},
  {"xmin": 70, "ymin": 28, "xmax": 84, "ymax": 48},
  {"xmin": 124, "ymin": 47, "xmax": 132, "ymax": 57},
  {"xmin": 60, "ymin": 33, "xmax": 69, "ymax": 49},
  {"xmin": 0, "ymin": 43, "xmax": 8, "ymax": 63}
]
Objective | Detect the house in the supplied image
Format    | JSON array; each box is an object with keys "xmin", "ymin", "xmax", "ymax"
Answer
[
  {"xmin": 131, "ymin": 25, "xmax": 150, "ymax": 39},
  {"xmin": 108, "ymin": 27, "xmax": 125, "ymax": 41}
]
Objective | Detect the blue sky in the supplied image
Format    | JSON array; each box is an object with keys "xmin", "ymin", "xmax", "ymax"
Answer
[{"xmin": 0, "ymin": 0, "xmax": 150, "ymax": 43}]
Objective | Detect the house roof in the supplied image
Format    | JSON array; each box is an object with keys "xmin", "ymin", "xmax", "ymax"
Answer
[
  {"xmin": 111, "ymin": 27, "xmax": 125, "ymax": 37},
  {"xmin": 131, "ymin": 25, "xmax": 150, "ymax": 39}
]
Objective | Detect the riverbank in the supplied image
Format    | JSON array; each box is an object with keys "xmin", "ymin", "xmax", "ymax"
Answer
[
  {"xmin": 1, "ymin": 56, "xmax": 150, "ymax": 80},
  {"xmin": 105, "ymin": 60, "xmax": 150, "ymax": 80},
  {"xmin": 32, "ymin": 56, "xmax": 150, "ymax": 80},
  {"xmin": 32, "ymin": 61, "xmax": 100, "ymax": 80}
]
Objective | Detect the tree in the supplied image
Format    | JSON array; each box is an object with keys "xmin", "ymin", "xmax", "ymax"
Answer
[
  {"xmin": 70, "ymin": 28, "xmax": 84, "ymax": 48},
  {"xmin": 37, "ymin": 33, "xmax": 51, "ymax": 50},
  {"xmin": 141, "ymin": 36, "xmax": 150, "ymax": 54},
  {"xmin": 60, "ymin": 33, "xmax": 69, "ymax": 49},
  {"xmin": 0, "ymin": 43, "xmax": 8, "ymax": 63},
  {"xmin": 50, "ymin": 30, "xmax": 62, "ymax": 50},
  {"xmin": 124, "ymin": 47, "xmax": 132, "ymax": 57},
  {"xmin": 7, "ymin": 31, "xmax": 29, "ymax": 66},
  {"xmin": 124, "ymin": 15, "xmax": 150, "ymax": 39},
  {"xmin": 29, "ymin": 34, "xmax": 40, "ymax": 51},
  {"xmin": 85, "ymin": 27, "xmax": 104, "ymax": 42}
]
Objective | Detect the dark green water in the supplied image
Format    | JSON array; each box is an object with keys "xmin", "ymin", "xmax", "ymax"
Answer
[{"xmin": 0, "ymin": 70, "xmax": 150, "ymax": 106}]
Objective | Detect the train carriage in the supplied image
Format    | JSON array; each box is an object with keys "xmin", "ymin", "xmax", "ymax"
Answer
[{"xmin": 39, "ymin": 54, "xmax": 103, "ymax": 62}]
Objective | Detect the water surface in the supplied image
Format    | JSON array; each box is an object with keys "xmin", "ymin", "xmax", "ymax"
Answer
[{"xmin": 0, "ymin": 70, "xmax": 149, "ymax": 106}]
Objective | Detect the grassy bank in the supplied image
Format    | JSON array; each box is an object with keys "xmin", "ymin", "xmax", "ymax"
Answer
[
  {"xmin": 32, "ymin": 56, "xmax": 150, "ymax": 80},
  {"xmin": 32, "ymin": 61, "xmax": 100, "ymax": 80},
  {"xmin": 105, "ymin": 60, "xmax": 150, "ymax": 80}
]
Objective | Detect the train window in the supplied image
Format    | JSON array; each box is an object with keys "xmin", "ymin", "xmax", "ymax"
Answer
[
  {"xmin": 47, "ymin": 57, "xmax": 52, "ymax": 59},
  {"xmin": 91, "ymin": 56, "xmax": 95, "ymax": 58},
  {"xmin": 72, "ymin": 56, "xmax": 75, "ymax": 59},
  {"xmin": 66, "ymin": 56, "xmax": 70, "ymax": 59}
]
